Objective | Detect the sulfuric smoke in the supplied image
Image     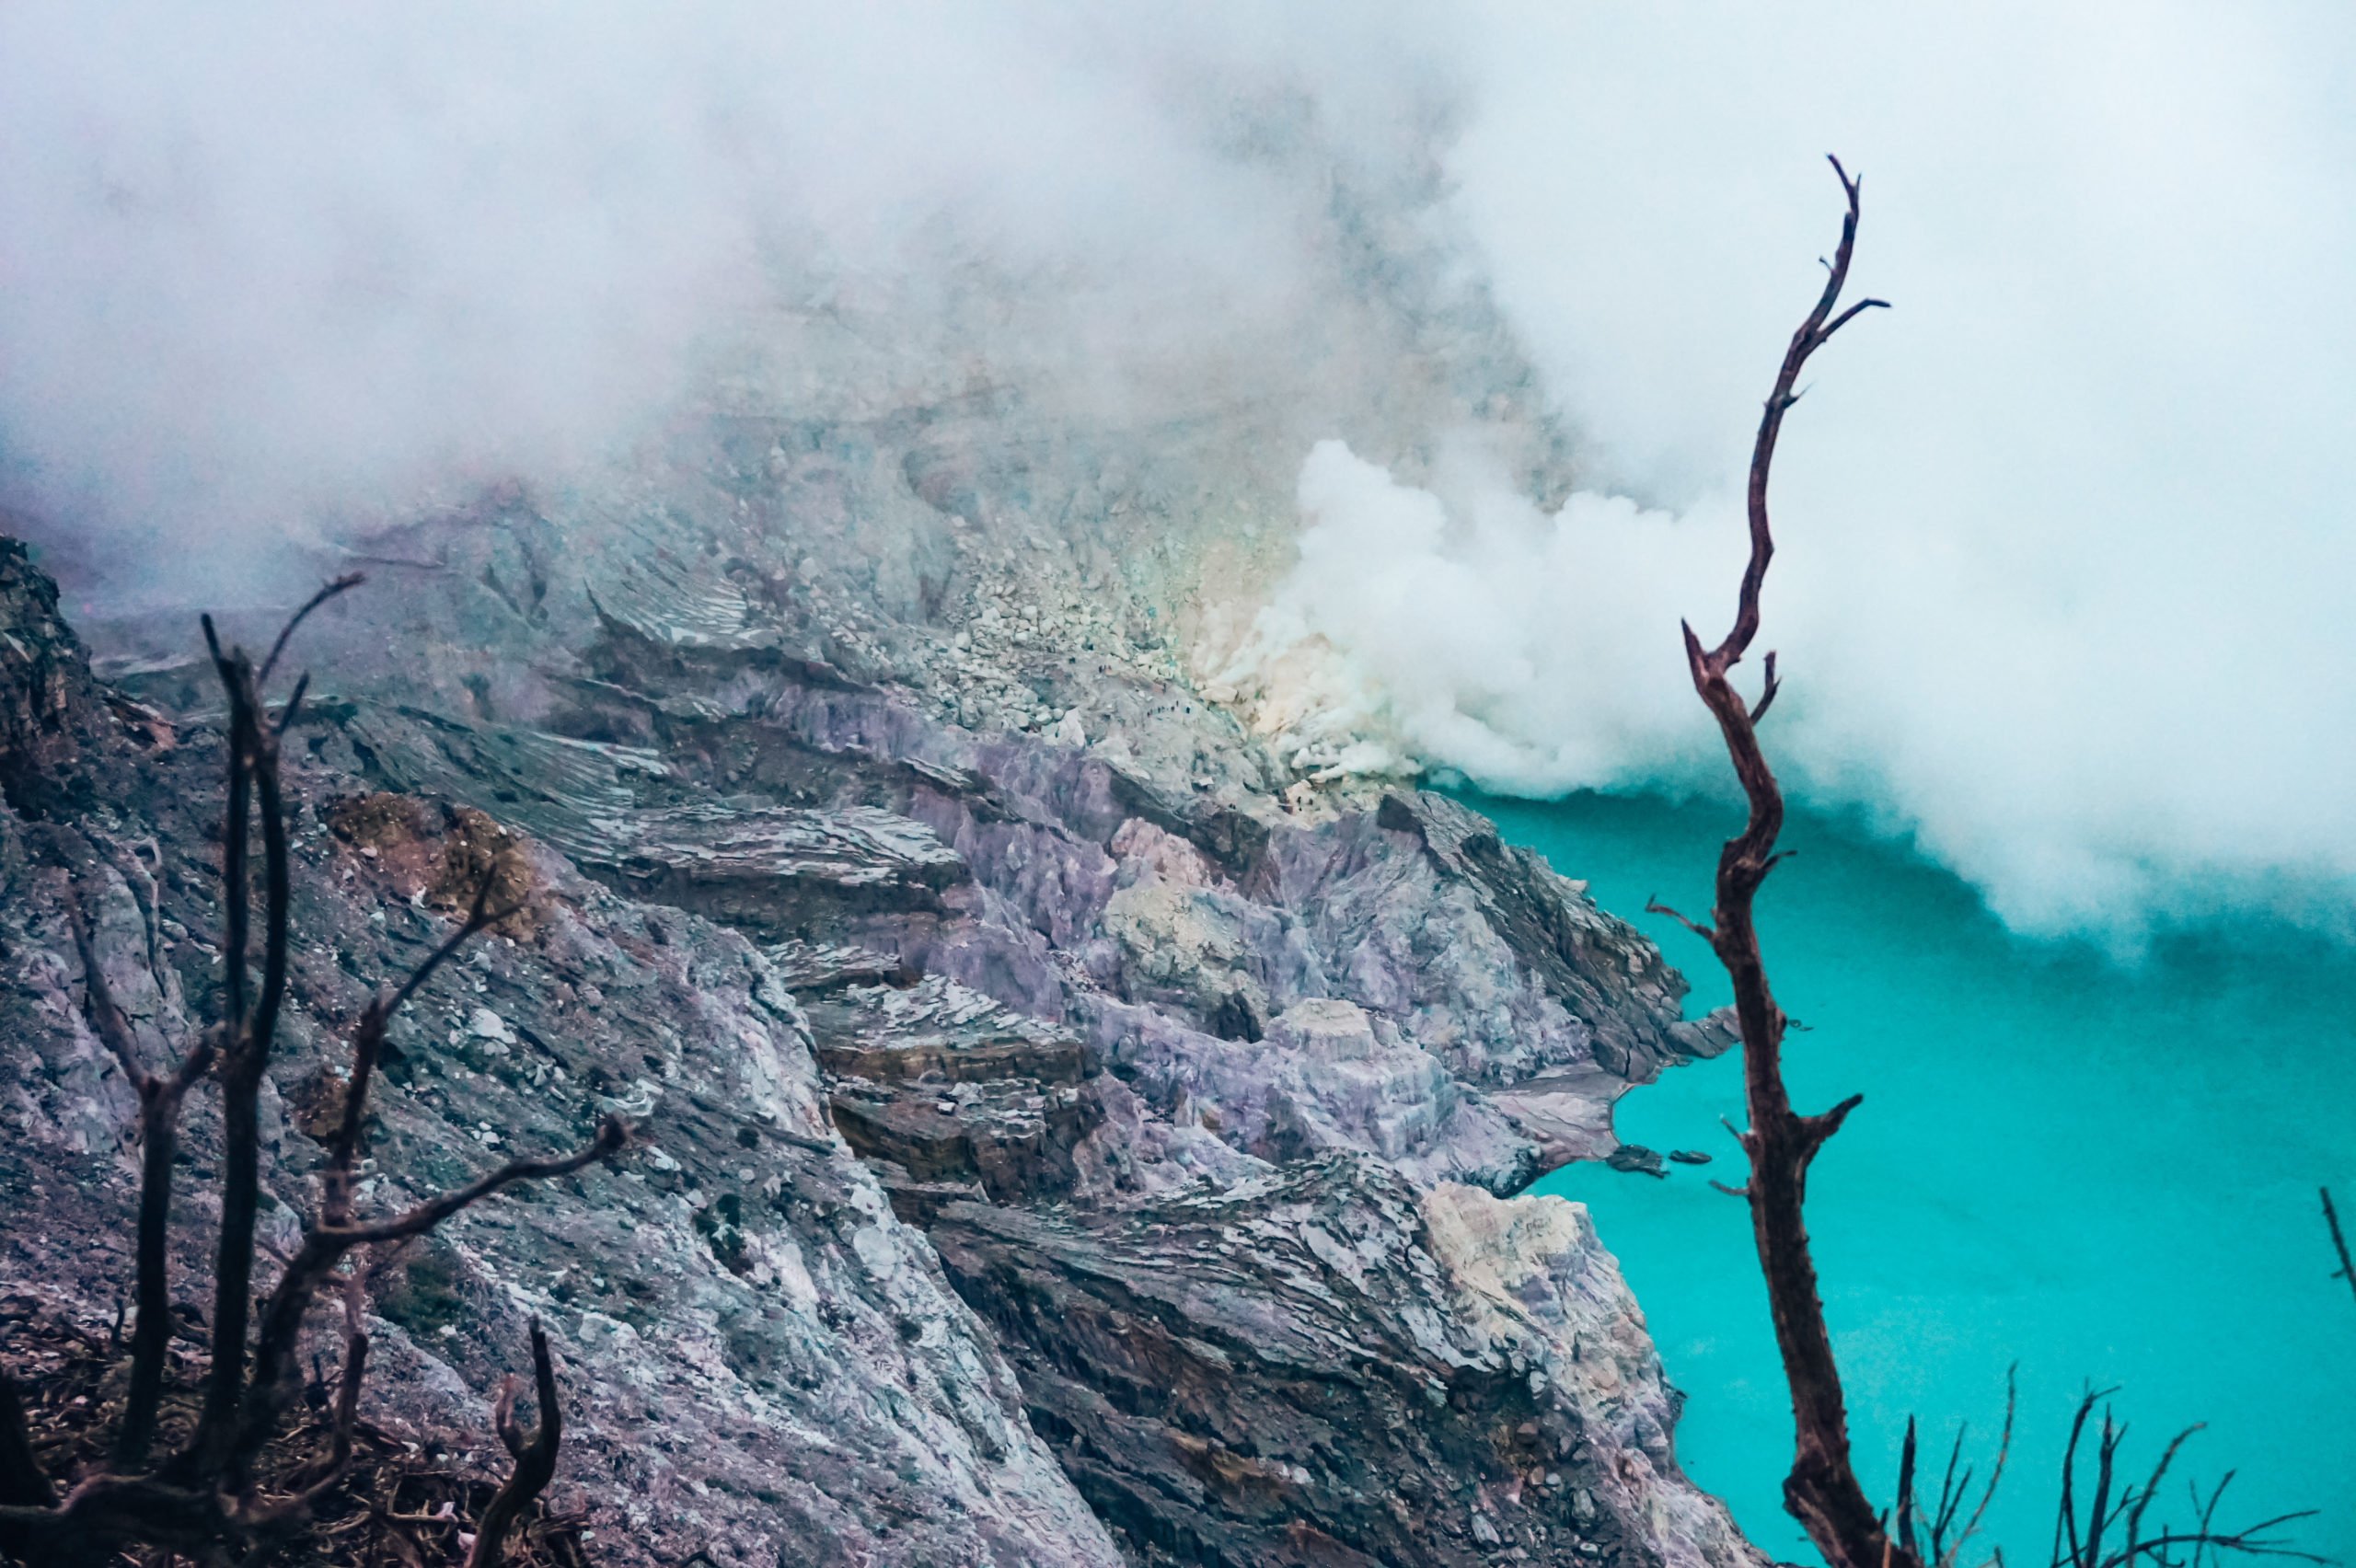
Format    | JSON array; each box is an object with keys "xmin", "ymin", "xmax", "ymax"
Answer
[
  {"xmin": 1229, "ymin": 1, "xmax": 2356, "ymax": 946},
  {"xmin": 6, "ymin": 0, "xmax": 2355, "ymax": 944}
]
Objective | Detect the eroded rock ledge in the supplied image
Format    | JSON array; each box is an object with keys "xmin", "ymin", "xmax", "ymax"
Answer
[{"xmin": 4, "ymin": 540, "xmax": 1753, "ymax": 1567}]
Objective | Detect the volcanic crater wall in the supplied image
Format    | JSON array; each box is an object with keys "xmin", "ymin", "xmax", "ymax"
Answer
[{"xmin": 2, "ymin": 450, "xmax": 1750, "ymax": 1567}]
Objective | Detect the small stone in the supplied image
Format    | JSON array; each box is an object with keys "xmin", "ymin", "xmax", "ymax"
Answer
[{"xmin": 1604, "ymin": 1143, "xmax": 1667, "ymax": 1178}]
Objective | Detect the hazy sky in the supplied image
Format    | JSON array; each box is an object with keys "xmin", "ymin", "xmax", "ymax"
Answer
[{"xmin": 4, "ymin": 1, "xmax": 2351, "ymax": 941}]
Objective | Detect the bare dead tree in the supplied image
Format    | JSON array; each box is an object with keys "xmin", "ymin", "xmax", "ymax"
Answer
[
  {"xmin": 1644, "ymin": 155, "xmax": 1896, "ymax": 1568},
  {"xmin": 0, "ymin": 579, "xmax": 628, "ymax": 1566},
  {"xmin": 468, "ymin": 1320, "xmax": 566, "ymax": 1568},
  {"xmin": 1659, "ymin": 162, "xmax": 2322, "ymax": 1568}
]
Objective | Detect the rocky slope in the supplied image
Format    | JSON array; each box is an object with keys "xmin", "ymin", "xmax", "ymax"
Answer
[
  {"xmin": 0, "ymin": 545, "xmax": 1122, "ymax": 1566},
  {"xmin": 2, "ymin": 500, "xmax": 1754, "ymax": 1567}
]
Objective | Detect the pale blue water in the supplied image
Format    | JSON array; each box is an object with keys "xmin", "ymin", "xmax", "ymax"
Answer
[{"xmin": 1470, "ymin": 790, "xmax": 2356, "ymax": 1566}]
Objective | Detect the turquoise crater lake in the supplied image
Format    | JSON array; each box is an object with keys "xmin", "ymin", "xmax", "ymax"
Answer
[{"xmin": 1474, "ymin": 790, "xmax": 2356, "ymax": 1566}]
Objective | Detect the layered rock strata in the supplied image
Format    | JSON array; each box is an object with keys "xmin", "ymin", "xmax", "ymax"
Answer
[
  {"xmin": 3, "ymin": 541, "xmax": 1755, "ymax": 1568},
  {"xmin": 0, "ymin": 632, "xmax": 1122, "ymax": 1565}
]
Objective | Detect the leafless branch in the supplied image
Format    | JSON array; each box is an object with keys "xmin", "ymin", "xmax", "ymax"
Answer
[
  {"xmin": 256, "ymin": 572, "xmax": 364, "ymax": 687},
  {"xmin": 322, "ymin": 877, "xmax": 514, "ymax": 1227},
  {"xmin": 465, "ymin": 1320, "xmax": 565, "ymax": 1568},
  {"xmin": 2, "ymin": 575, "xmax": 625, "ymax": 1562},
  {"xmin": 331, "ymin": 1117, "xmax": 630, "ymax": 1251},
  {"xmin": 1644, "ymin": 896, "xmax": 1716, "ymax": 943},
  {"xmin": 63, "ymin": 882, "xmax": 216, "ymax": 1469},
  {"xmin": 231, "ymin": 1274, "xmax": 372, "ymax": 1531},
  {"xmin": 1750, "ymin": 651, "xmax": 1783, "ymax": 723},
  {"xmin": 1667, "ymin": 155, "xmax": 1898, "ymax": 1568},
  {"xmin": 273, "ymin": 669, "xmax": 312, "ymax": 737},
  {"xmin": 236, "ymin": 1095, "xmax": 619, "ymax": 1485},
  {"xmin": 1898, "ymin": 1416, "xmax": 1921, "ymax": 1563},
  {"xmin": 189, "ymin": 626, "xmax": 269, "ymax": 1472},
  {"xmin": 2322, "ymin": 1187, "xmax": 2356, "ymax": 1309},
  {"xmin": 1929, "ymin": 1367, "xmax": 2015, "ymax": 1568}
]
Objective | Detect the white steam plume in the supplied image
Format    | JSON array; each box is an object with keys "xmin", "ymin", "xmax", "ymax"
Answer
[
  {"xmin": 1228, "ymin": 2, "xmax": 2356, "ymax": 943},
  {"xmin": 9, "ymin": 0, "xmax": 2356, "ymax": 942}
]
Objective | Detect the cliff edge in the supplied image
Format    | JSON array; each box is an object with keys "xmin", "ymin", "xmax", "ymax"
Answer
[{"xmin": 2, "ymin": 527, "xmax": 1755, "ymax": 1566}]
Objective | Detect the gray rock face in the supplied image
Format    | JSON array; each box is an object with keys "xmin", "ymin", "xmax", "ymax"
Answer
[
  {"xmin": 930, "ymin": 1158, "xmax": 1757, "ymax": 1568},
  {"xmin": 0, "ymin": 536, "xmax": 104, "ymax": 816},
  {"xmin": 0, "ymin": 591, "xmax": 1123, "ymax": 1566},
  {"xmin": 312, "ymin": 584, "xmax": 1732, "ymax": 1197},
  {"xmin": 1, "ymin": 534, "xmax": 1758, "ymax": 1567}
]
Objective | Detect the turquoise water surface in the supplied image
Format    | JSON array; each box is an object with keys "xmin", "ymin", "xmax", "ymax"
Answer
[{"xmin": 1474, "ymin": 790, "xmax": 2356, "ymax": 1566}]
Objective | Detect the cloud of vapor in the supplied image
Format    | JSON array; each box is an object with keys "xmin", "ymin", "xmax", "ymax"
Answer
[
  {"xmin": 1231, "ymin": 0, "xmax": 2356, "ymax": 941},
  {"xmin": 0, "ymin": 0, "xmax": 1458, "ymax": 608},
  {"xmin": 10, "ymin": 0, "xmax": 2356, "ymax": 942}
]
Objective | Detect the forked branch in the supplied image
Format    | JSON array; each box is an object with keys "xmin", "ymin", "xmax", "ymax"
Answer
[
  {"xmin": 467, "ymin": 1320, "xmax": 566, "ymax": 1568},
  {"xmin": 62, "ymin": 883, "xmax": 217, "ymax": 1468},
  {"xmin": 0, "ymin": 579, "xmax": 627, "ymax": 1565}
]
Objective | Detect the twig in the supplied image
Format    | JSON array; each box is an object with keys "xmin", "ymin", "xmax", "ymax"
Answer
[
  {"xmin": 1934, "ymin": 1366, "xmax": 2014, "ymax": 1568},
  {"xmin": 1644, "ymin": 896, "xmax": 1716, "ymax": 942},
  {"xmin": 1750, "ymin": 651, "xmax": 1783, "ymax": 723},
  {"xmin": 257, "ymin": 573, "xmax": 364, "ymax": 687},
  {"xmin": 467, "ymin": 1321, "xmax": 564, "ymax": 1568},
  {"xmin": 2321, "ymin": 1188, "xmax": 2356, "ymax": 1309}
]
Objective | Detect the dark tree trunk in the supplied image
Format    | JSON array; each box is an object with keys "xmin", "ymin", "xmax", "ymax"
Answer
[{"xmin": 1648, "ymin": 157, "xmax": 1902, "ymax": 1568}]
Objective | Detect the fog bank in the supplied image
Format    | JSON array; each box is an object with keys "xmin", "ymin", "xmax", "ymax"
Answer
[
  {"xmin": 0, "ymin": 1, "xmax": 1461, "ymax": 605},
  {"xmin": 1229, "ymin": 2, "xmax": 2356, "ymax": 944},
  {"xmin": 7, "ymin": 1, "xmax": 2356, "ymax": 942}
]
